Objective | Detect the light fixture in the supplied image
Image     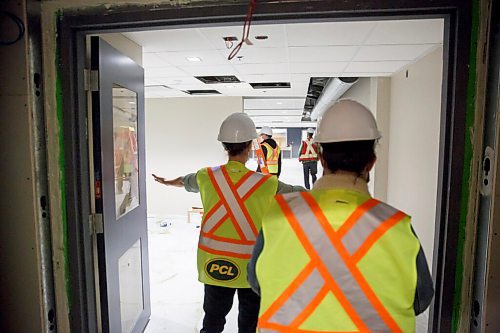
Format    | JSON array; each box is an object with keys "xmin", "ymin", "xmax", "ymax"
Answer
[
  {"xmin": 276, "ymin": 101, "xmax": 283, "ymax": 105},
  {"xmin": 128, "ymin": 101, "xmax": 136, "ymax": 104},
  {"xmin": 186, "ymin": 57, "xmax": 202, "ymax": 62},
  {"xmin": 225, "ymin": 85, "xmax": 235, "ymax": 88}
]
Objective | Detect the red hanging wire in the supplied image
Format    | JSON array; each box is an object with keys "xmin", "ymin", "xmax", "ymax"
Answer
[{"xmin": 228, "ymin": 0, "xmax": 257, "ymax": 61}]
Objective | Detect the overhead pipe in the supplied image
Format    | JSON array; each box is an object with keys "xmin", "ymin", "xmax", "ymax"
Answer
[{"xmin": 310, "ymin": 77, "xmax": 358, "ymax": 120}]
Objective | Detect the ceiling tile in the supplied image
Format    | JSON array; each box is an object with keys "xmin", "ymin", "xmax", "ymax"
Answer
[
  {"xmin": 143, "ymin": 53, "xmax": 171, "ymax": 67},
  {"xmin": 156, "ymin": 50, "xmax": 229, "ymax": 66},
  {"xmin": 124, "ymin": 29, "xmax": 214, "ymax": 52},
  {"xmin": 245, "ymin": 109, "xmax": 304, "ymax": 116},
  {"xmin": 365, "ymin": 19, "xmax": 444, "ymax": 45},
  {"xmin": 233, "ymin": 63, "xmax": 289, "ymax": 75},
  {"xmin": 145, "ymin": 66, "xmax": 188, "ymax": 77},
  {"xmin": 286, "ymin": 21, "xmax": 375, "ymax": 46},
  {"xmin": 198, "ymin": 24, "xmax": 287, "ymax": 50},
  {"xmin": 244, "ymin": 98, "xmax": 305, "ymax": 110},
  {"xmin": 222, "ymin": 47, "xmax": 288, "ymax": 64},
  {"xmin": 290, "ymin": 62, "xmax": 347, "ymax": 74},
  {"xmin": 289, "ymin": 46, "xmax": 357, "ymax": 62},
  {"xmin": 353, "ymin": 44, "xmax": 437, "ymax": 61},
  {"xmin": 344, "ymin": 61, "xmax": 408, "ymax": 73},
  {"xmin": 152, "ymin": 76, "xmax": 202, "ymax": 86},
  {"xmin": 181, "ymin": 65, "xmax": 238, "ymax": 76}
]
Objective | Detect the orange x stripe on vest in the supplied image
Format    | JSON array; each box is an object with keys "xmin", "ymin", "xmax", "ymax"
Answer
[
  {"xmin": 198, "ymin": 166, "xmax": 271, "ymax": 259},
  {"xmin": 258, "ymin": 192, "xmax": 407, "ymax": 333}
]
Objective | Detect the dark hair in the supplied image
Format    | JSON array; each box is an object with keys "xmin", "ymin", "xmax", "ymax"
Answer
[
  {"xmin": 307, "ymin": 133, "xmax": 313, "ymax": 139},
  {"xmin": 320, "ymin": 140, "xmax": 376, "ymax": 176},
  {"xmin": 222, "ymin": 141, "xmax": 252, "ymax": 156}
]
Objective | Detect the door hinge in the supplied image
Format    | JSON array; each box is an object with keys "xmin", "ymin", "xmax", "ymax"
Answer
[
  {"xmin": 84, "ymin": 69, "xmax": 99, "ymax": 91},
  {"xmin": 89, "ymin": 213, "xmax": 104, "ymax": 235}
]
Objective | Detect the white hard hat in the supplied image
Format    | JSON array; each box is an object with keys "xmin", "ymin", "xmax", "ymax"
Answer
[
  {"xmin": 306, "ymin": 128, "xmax": 315, "ymax": 134},
  {"xmin": 217, "ymin": 113, "xmax": 258, "ymax": 143},
  {"xmin": 259, "ymin": 126, "xmax": 273, "ymax": 136},
  {"xmin": 315, "ymin": 99, "xmax": 381, "ymax": 143}
]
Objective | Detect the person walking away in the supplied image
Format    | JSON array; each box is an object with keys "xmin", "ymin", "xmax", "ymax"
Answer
[
  {"xmin": 152, "ymin": 113, "xmax": 304, "ymax": 333},
  {"xmin": 248, "ymin": 100, "xmax": 434, "ymax": 333},
  {"xmin": 256, "ymin": 126, "xmax": 281, "ymax": 178},
  {"xmin": 298, "ymin": 127, "xmax": 319, "ymax": 190}
]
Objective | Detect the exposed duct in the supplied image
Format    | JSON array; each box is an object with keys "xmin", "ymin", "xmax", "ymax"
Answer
[{"xmin": 310, "ymin": 77, "xmax": 358, "ymax": 120}]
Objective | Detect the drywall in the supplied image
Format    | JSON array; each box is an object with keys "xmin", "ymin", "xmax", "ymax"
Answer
[
  {"xmin": 145, "ymin": 96, "xmax": 243, "ymax": 216},
  {"xmin": 387, "ymin": 46, "xmax": 443, "ymax": 266},
  {"xmin": 0, "ymin": 1, "xmax": 43, "ymax": 331}
]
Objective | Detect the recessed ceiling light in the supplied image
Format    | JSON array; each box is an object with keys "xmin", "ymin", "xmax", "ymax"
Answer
[
  {"xmin": 186, "ymin": 57, "xmax": 202, "ymax": 62},
  {"xmin": 276, "ymin": 102, "xmax": 283, "ymax": 105},
  {"xmin": 128, "ymin": 101, "xmax": 136, "ymax": 104},
  {"xmin": 281, "ymin": 111, "xmax": 286, "ymax": 114}
]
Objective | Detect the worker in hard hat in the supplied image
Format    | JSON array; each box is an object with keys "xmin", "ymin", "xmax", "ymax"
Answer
[
  {"xmin": 257, "ymin": 126, "xmax": 282, "ymax": 178},
  {"xmin": 298, "ymin": 127, "xmax": 319, "ymax": 189},
  {"xmin": 248, "ymin": 100, "xmax": 434, "ymax": 332},
  {"xmin": 152, "ymin": 113, "xmax": 304, "ymax": 333}
]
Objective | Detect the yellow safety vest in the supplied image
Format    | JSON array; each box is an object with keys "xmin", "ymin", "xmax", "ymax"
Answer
[
  {"xmin": 261, "ymin": 142, "xmax": 280, "ymax": 174},
  {"xmin": 196, "ymin": 161, "xmax": 278, "ymax": 288},
  {"xmin": 256, "ymin": 189, "xmax": 420, "ymax": 332}
]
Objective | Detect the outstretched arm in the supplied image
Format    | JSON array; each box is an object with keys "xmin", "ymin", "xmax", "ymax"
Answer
[
  {"xmin": 152, "ymin": 174, "xmax": 184, "ymax": 187},
  {"xmin": 152, "ymin": 173, "xmax": 200, "ymax": 193}
]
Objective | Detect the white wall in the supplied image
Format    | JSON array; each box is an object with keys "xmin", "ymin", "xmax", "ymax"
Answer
[
  {"xmin": 342, "ymin": 77, "xmax": 371, "ymax": 108},
  {"xmin": 387, "ymin": 46, "xmax": 443, "ymax": 265},
  {"xmin": 145, "ymin": 96, "xmax": 243, "ymax": 216}
]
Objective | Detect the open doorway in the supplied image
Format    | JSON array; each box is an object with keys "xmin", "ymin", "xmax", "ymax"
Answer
[
  {"xmin": 57, "ymin": 2, "xmax": 472, "ymax": 332},
  {"xmin": 93, "ymin": 18, "xmax": 445, "ymax": 332}
]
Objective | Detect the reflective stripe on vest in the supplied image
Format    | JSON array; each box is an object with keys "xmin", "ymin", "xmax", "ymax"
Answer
[
  {"xmin": 261, "ymin": 142, "xmax": 280, "ymax": 167},
  {"xmin": 258, "ymin": 192, "xmax": 406, "ymax": 333},
  {"xmin": 299, "ymin": 140, "xmax": 318, "ymax": 161},
  {"xmin": 198, "ymin": 166, "xmax": 270, "ymax": 259}
]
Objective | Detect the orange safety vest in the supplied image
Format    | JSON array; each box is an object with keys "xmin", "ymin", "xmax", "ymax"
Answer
[
  {"xmin": 298, "ymin": 139, "xmax": 318, "ymax": 162},
  {"xmin": 258, "ymin": 191, "xmax": 416, "ymax": 332}
]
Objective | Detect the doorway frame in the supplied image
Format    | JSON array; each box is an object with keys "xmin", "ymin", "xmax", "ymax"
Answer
[{"xmin": 55, "ymin": 1, "xmax": 472, "ymax": 332}]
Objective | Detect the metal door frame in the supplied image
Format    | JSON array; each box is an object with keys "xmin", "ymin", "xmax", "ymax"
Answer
[{"xmin": 57, "ymin": 1, "xmax": 472, "ymax": 332}]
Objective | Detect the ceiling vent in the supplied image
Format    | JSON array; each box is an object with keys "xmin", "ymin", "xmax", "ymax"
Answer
[
  {"xmin": 249, "ymin": 82, "xmax": 291, "ymax": 89},
  {"xmin": 183, "ymin": 89, "xmax": 221, "ymax": 95},
  {"xmin": 309, "ymin": 77, "xmax": 358, "ymax": 120},
  {"xmin": 195, "ymin": 76, "xmax": 241, "ymax": 84}
]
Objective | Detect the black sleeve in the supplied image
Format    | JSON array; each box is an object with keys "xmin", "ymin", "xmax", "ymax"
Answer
[
  {"xmin": 411, "ymin": 227, "xmax": 434, "ymax": 315},
  {"xmin": 247, "ymin": 231, "xmax": 264, "ymax": 295},
  {"xmin": 277, "ymin": 150, "xmax": 282, "ymax": 178}
]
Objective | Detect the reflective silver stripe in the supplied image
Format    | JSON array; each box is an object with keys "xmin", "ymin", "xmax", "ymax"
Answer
[
  {"xmin": 282, "ymin": 193, "xmax": 391, "ymax": 332},
  {"xmin": 212, "ymin": 167, "xmax": 256, "ymax": 241},
  {"xmin": 342, "ymin": 202, "xmax": 399, "ymax": 256},
  {"xmin": 237, "ymin": 172, "xmax": 265, "ymax": 198},
  {"xmin": 199, "ymin": 235, "xmax": 254, "ymax": 255},
  {"xmin": 259, "ymin": 329, "xmax": 280, "ymax": 333},
  {"xmin": 201, "ymin": 205, "xmax": 227, "ymax": 233},
  {"xmin": 269, "ymin": 269, "xmax": 324, "ymax": 326}
]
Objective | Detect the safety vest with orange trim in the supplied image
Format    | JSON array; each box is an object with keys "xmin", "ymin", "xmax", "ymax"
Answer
[
  {"xmin": 261, "ymin": 142, "xmax": 281, "ymax": 174},
  {"xmin": 256, "ymin": 189, "xmax": 420, "ymax": 333},
  {"xmin": 298, "ymin": 139, "xmax": 319, "ymax": 162},
  {"xmin": 196, "ymin": 161, "xmax": 278, "ymax": 288}
]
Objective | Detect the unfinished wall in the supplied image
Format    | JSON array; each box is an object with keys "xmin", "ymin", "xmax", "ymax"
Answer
[
  {"xmin": 145, "ymin": 96, "xmax": 243, "ymax": 217},
  {"xmin": 387, "ymin": 46, "xmax": 443, "ymax": 266},
  {"xmin": 0, "ymin": 1, "xmax": 43, "ymax": 331}
]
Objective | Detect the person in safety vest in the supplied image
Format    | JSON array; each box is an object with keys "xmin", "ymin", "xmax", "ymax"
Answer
[
  {"xmin": 298, "ymin": 127, "xmax": 319, "ymax": 190},
  {"xmin": 248, "ymin": 100, "xmax": 434, "ymax": 333},
  {"xmin": 152, "ymin": 113, "xmax": 305, "ymax": 333},
  {"xmin": 256, "ymin": 126, "xmax": 282, "ymax": 177}
]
